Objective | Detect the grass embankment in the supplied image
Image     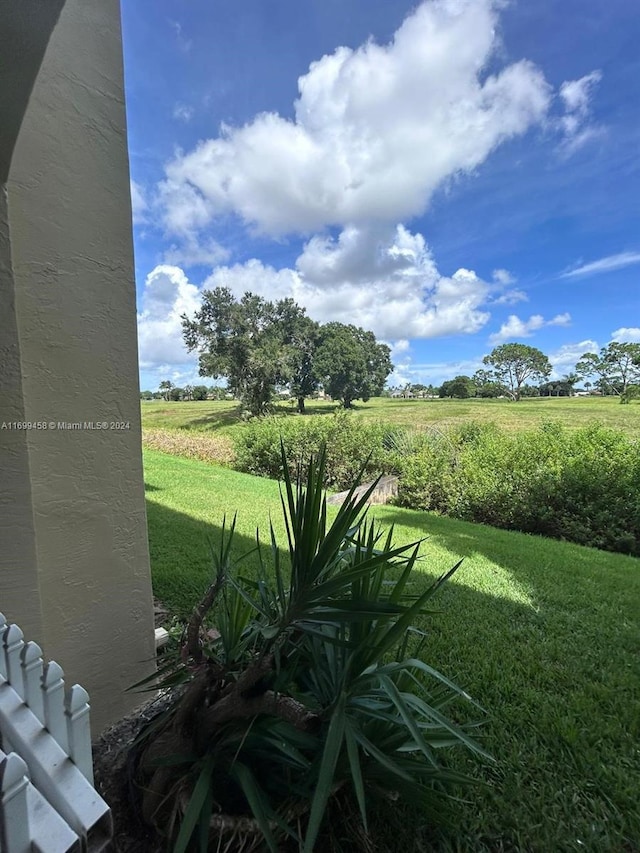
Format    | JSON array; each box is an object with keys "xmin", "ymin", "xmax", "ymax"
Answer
[
  {"xmin": 141, "ymin": 395, "xmax": 640, "ymax": 439},
  {"xmin": 144, "ymin": 448, "xmax": 640, "ymax": 853}
]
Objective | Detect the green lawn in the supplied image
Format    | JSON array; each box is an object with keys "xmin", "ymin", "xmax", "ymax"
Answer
[
  {"xmin": 141, "ymin": 395, "xmax": 640, "ymax": 439},
  {"xmin": 144, "ymin": 448, "xmax": 640, "ymax": 852}
]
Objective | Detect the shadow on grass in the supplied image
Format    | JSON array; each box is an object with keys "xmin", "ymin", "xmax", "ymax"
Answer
[{"xmin": 178, "ymin": 408, "xmax": 243, "ymax": 432}]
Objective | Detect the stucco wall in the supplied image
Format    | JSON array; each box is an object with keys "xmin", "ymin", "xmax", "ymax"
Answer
[{"xmin": 0, "ymin": 0, "xmax": 155, "ymax": 734}]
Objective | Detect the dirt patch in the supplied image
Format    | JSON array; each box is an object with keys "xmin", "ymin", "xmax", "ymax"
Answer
[{"xmin": 92, "ymin": 690, "xmax": 174, "ymax": 852}]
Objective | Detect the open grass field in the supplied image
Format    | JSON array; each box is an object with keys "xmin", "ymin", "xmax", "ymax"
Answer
[
  {"xmin": 141, "ymin": 395, "xmax": 640, "ymax": 439},
  {"xmin": 144, "ymin": 447, "xmax": 640, "ymax": 852}
]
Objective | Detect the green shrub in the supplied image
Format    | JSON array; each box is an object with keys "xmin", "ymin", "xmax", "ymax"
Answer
[
  {"xmin": 234, "ymin": 411, "xmax": 394, "ymax": 489},
  {"xmin": 395, "ymin": 420, "xmax": 640, "ymax": 556},
  {"xmin": 131, "ymin": 447, "xmax": 487, "ymax": 852}
]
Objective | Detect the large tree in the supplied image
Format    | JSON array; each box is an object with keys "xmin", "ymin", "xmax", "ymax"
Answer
[
  {"xmin": 277, "ymin": 302, "xmax": 320, "ymax": 413},
  {"xmin": 576, "ymin": 342, "xmax": 640, "ymax": 396},
  {"xmin": 482, "ymin": 343, "xmax": 552, "ymax": 401},
  {"xmin": 182, "ymin": 289, "xmax": 315, "ymax": 416},
  {"xmin": 439, "ymin": 375, "xmax": 475, "ymax": 399},
  {"xmin": 314, "ymin": 323, "xmax": 393, "ymax": 408}
]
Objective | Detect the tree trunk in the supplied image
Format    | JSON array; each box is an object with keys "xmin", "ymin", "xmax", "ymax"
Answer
[{"xmin": 297, "ymin": 396, "xmax": 305, "ymax": 414}]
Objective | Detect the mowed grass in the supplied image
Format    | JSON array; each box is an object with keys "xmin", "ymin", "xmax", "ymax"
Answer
[
  {"xmin": 141, "ymin": 395, "xmax": 640, "ymax": 439},
  {"xmin": 144, "ymin": 448, "xmax": 640, "ymax": 852}
]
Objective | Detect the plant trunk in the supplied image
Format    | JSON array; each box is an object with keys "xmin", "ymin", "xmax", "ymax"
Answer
[{"xmin": 298, "ymin": 396, "xmax": 305, "ymax": 413}]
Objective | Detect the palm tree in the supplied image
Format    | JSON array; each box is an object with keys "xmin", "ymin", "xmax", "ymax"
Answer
[
  {"xmin": 562, "ymin": 372, "xmax": 579, "ymax": 397},
  {"xmin": 159, "ymin": 379, "xmax": 173, "ymax": 401}
]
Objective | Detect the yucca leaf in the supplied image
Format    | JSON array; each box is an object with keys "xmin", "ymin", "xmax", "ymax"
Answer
[
  {"xmin": 344, "ymin": 720, "xmax": 368, "ymax": 832},
  {"xmin": 303, "ymin": 693, "xmax": 347, "ymax": 853},
  {"xmin": 378, "ymin": 675, "xmax": 439, "ymax": 769},
  {"xmin": 230, "ymin": 762, "xmax": 282, "ymax": 853},
  {"xmin": 173, "ymin": 756, "xmax": 214, "ymax": 853},
  {"xmin": 197, "ymin": 786, "xmax": 214, "ymax": 853},
  {"xmin": 351, "ymin": 728, "xmax": 415, "ymax": 783},
  {"xmin": 401, "ymin": 692, "xmax": 492, "ymax": 760}
]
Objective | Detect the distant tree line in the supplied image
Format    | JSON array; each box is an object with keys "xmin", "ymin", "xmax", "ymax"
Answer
[
  {"xmin": 388, "ymin": 341, "xmax": 640, "ymax": 403},
  {"xmin": 141, "ymin": 332, "xmax": 640, "ymax": 408}
]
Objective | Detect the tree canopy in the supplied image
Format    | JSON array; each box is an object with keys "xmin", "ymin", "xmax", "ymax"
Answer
[
  {"xmin": 482, "ymin": 343, "xmax": 552, "ymax": 401},
  {"xmin": 182, "ymin": 288, "xmax": 316, "ymax": 416},
  {"xmin": 439, "ymin": 375, "xmax": 476, "ymax": 399},
  {"xmin": 313, "ymin": 322, "xmax": 393, "ymax": 408},
  {"xmin": 182, "ymin": 291, "xmax": 391, "ymax": 414},
  {"xmin": 576, "ymin": 342, "xmax": 640, "ymax": 395}
]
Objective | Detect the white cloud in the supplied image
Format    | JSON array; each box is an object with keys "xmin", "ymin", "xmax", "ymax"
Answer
[
  {"xmin": 611, "ymin": 327, "xmax": 640, "ymax": 343},
  {"xmin": 173, "ymin": 103, "xmax": 195, "ymax": 123},
  {"xmin": 163, "ymin": 236, "xmax": 230, "ymax": 268},
  {"xmin": 489, "ymin": 312, "xmax": 571, "ymax": 344},
  {"xmin": 492, "ymin": 289, "xmax": 528, "ymax": 305},
  {"xmin": 558, "ymin": 70, "xmax": 602, "ymax": 154},
  {"xmin": 201, "ymin": 224, "xmax": 492, "ymax": 341},
  {"xmin": 395, "ymin": 358, "xmax": 483, "ymax": 387},
  {"xmin": 170, "ymin": 20, "xmax": 192, "ymax": 53},
  {"xmin": 560, "ymin": 251, "xmax": 640, "ymax": 279},
  {"xmin": 130, "ymin": 180, "xmax": 148, "ymax": 226},
  {"xmin": 158, "ymin": 0, "xmax": 551, "ymax": 240},
  {"xmin": 560, "ymin": 71, "xmax": 601, "ymax": 115},
  {"xmin": 386, "ymin": 340, "xmax": 412, "ymax": 386},
  {"xmin": 492, "ymin": 268, "xmax": 515, "ymax": 285},
  {"xmin": 548, "ymin": 340, "xmax": 598, "ymax": 369},
  {"xmin": 547, "ymin": 339, "xmax": 599, "ymax": 379},
  {"xmin": 390, "ymin": 339, "xmax": 410, "ymax": 355},
  {"xmin": 137, "ymin": 265, "xmax": 202, "ymax": 369}
]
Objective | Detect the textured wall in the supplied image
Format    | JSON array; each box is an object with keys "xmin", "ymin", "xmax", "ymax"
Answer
[{"xmin": 0, "ymin": 0, "xmax": 155, "ymax": 734}]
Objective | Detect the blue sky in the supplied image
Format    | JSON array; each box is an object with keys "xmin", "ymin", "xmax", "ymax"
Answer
[{"xmin": 122, "ymin": 0, "xmax": 640, "ymax": 391}]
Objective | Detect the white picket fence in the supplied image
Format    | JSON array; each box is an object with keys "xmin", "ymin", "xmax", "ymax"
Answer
[{"xmin": 0, "ymin": 614, "xmax": 112, "ymax": 852}]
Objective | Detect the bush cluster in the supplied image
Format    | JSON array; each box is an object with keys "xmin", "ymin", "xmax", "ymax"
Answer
[
  {"xmin": 142, "ymin": 427, "xmax": 235, "ymax": 466},
  {"xmin": 395, "ymin": 421, "xmax": 640, "ymax": 556},
  {"xmin": 233, "ymin": 410, "xmax": 396, "ymax": 489}
]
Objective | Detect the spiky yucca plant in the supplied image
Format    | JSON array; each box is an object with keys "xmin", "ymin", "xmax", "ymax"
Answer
[{"xmin": 131, "ymin": 445, "xmax": 490, "ymax": 852}]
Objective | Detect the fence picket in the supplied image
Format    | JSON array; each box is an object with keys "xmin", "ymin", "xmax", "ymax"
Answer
[
  {"xmin": 64, "ymin": 685, "xmax": 93, "ymax": 784},
  {"xmin": 42, "ymin": 661, "xmax": 69, "ymax": 753},
  {"xmin": 0, "ymin": 621, "xmax": 112, "ymax": 851},
  {"xmin": 20, "ymin": 641, "xmax": 45, "ymax": 726},
  {"xmin": 2, "ymin": 624, "xmax": 25, "ymax": 699},
  {"xmin": 0, "ymin": 752, "xmax": 31, "ymax": 853},
  {"xmin": 0, "ymin": 614, "xmax": 7, "ymax": 680}
]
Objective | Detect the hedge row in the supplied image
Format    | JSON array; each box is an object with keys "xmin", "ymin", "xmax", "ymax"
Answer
[
  {"xmin": 394, "ymin": 420, "xmax": 640, "ymax": 556},
  {"xmin": 233, "ymin": 414, "xmax": 640, "ymax": 556}
]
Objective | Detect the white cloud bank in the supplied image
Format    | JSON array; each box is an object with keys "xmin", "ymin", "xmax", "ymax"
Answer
[
  {"xmin": 130, "ymin": 180, "xmax": 148, "ymax": 226},
  {"xmin": 139, "ymin": 0, "xmax": 590, "ymax": 379},
  {"xmin": 201, "ymin": 225, "xmax": 492, "ymax": 340},
  {"xmin": 611, "ymin": 327, "xmax": 640, "ymax": 343},
  {"xmin": 137, "ymin": 266, "xmax": 202, "ymax": 370},
  {"xmin": 159, "ymin": 0, "xmax": 552, "ymax": 240},
  {"xmin": 137, "ymin": 225, "xmax": 494, "ymax": 378},
  {"xmin": 489, "ymin": 312, "xmax": 571, "ymax": 344}
]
